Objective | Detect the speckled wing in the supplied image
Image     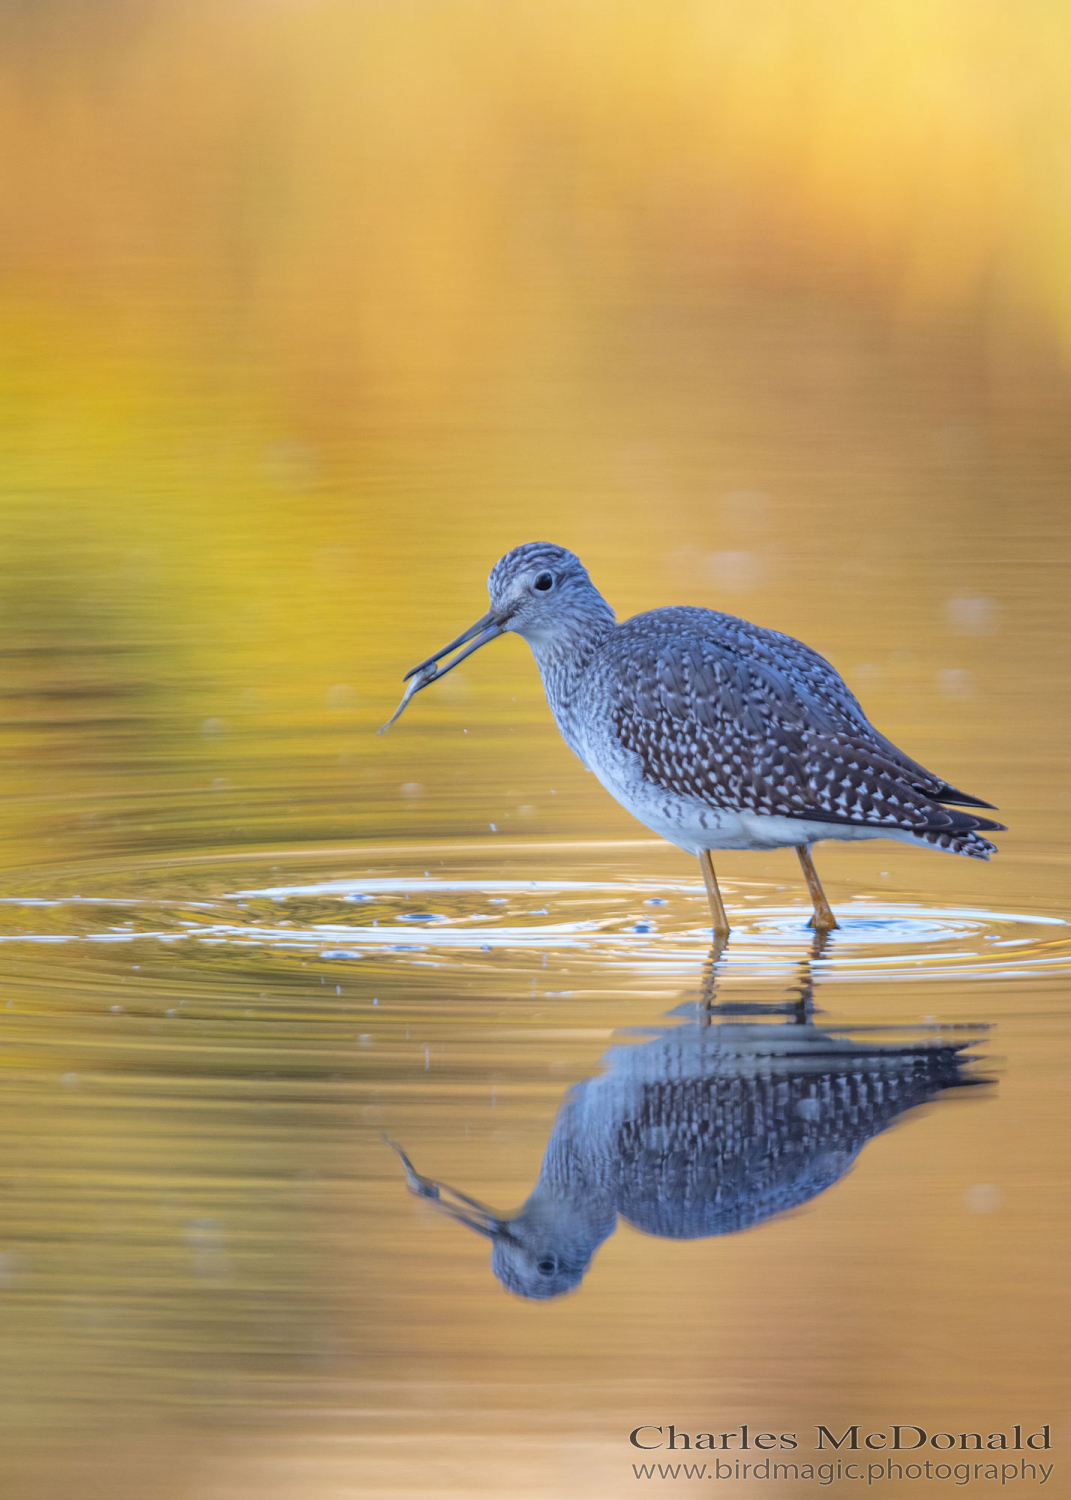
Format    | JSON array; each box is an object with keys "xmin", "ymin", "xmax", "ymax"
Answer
[
  {"xmin": 599, "ymin": 608, "xmax": 1004, "ymax": 853},
  {"xmin": 611, "ymin": 1043, "xmax": 971, "ymax": 1237}
]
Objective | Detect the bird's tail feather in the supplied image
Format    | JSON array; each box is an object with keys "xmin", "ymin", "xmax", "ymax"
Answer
[{"xmin": 918, "ymin": 827, "xmax": 1000, "ymax": 860}]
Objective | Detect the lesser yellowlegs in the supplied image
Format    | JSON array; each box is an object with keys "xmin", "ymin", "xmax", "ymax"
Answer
[{"xmin": 381, "ymin": 542, "xmax": 1003, "ymax": 934}]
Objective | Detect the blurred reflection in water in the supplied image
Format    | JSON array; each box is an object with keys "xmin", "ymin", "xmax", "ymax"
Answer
[{"xmin": 390, "ymin": 946, "xmax": 984, "ymax": 1299}]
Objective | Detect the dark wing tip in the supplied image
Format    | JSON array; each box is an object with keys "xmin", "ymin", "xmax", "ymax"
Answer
[
  {"xmin": 928, "ymin": 783, "xmax": 998, "ymax": 810},
  {"xmin": 919, "ymin": 806, "xmax": 1005, "ymax": 836}
]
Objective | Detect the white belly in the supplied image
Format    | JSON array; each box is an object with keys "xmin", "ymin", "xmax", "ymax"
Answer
[{"xmin": 587, "ymin": 760, "xmax": 912, "ymax": 856}]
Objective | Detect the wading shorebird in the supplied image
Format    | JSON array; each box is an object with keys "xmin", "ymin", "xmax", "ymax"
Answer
[{"xmin": 381, "ymin": 543, "xmax": 1003, "ymax": 935}]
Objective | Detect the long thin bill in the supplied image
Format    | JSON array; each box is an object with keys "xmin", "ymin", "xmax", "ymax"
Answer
[
  {"xmin": 383, "ymin": 1136, "xmax": 508, "ymax": 1239},
  {"xmin": 402, "ymin": 609, "xmax": 500, "ymax": 682},
  {"xmin": 377, "ymin": 613, "xmax": 503, "ymax": 733}
]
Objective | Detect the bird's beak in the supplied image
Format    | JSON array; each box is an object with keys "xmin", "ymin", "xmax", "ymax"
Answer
[
  {"xmin": 383, "ymin": 1136, "xmax": 511, "ymax": 1239},
  {"xmin": 378, "ymin": 610, "xmax": 504, "ymax": 733}
]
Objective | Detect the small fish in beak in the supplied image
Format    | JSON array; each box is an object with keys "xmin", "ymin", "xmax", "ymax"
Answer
[
  {"xmin": 377, "ymin": 661, "xmax": 441, "ymax": 734},
  {"xmin": 378, "ymin": 609, "xmax": 504, "ymax": 733}
]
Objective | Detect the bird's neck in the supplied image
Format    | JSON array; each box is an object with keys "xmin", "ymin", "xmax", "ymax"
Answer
[
  {"xmin": 522, "ymin": 604, "xmax": 616, "ymax": 755},
  {"xmin": 511, "ymin": 1105, "xmax": 618, "ymax": 1242}
]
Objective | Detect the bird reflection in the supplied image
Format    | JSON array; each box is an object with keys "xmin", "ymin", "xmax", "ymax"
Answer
[{"xmin": 388, "ymin": 938, "xmax": 985, "ymax": 1299}]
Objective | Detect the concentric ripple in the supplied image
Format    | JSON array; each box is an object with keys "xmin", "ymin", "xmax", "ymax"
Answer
[{"xmin": 0, "ymin": 845, "xmax": 1067, "ymax": 985}]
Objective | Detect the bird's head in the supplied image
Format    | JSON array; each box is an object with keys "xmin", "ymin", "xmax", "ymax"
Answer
[
  {"xmin": 488, "ymin": 1231, "xmax": 590, "ymax": 1300},
  {"xmin": 384, "ymin": 1136, "xmax": 609, "ymax": 1300},
  {"xmin": 485, "ymin": 542, "xmax": 604, "ymax": 645},
  {"xmin": 379, "ymin": 541, "xmax": 614, "ymax": 731}
]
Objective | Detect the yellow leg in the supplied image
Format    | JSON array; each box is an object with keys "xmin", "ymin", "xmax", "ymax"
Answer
[
  {"xmin": 698, "ymin": 934, "xmax": 730, "ymax": 1015},
  {"xmin": 698, "ymin": 849, "xmax": 731, "ymax": 940},
  {"xmin": 796, "ymin": 844, "xmax": 839, "ymax": 932}
]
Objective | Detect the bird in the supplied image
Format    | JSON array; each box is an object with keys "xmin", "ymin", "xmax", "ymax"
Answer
[
  {"xmin": 380, "ymin": 542, "xmax": 1004, "ymax": 935},
  {"xmin": 386, "ymin": 1001, "xmax": 978, "ymax": 1299}
]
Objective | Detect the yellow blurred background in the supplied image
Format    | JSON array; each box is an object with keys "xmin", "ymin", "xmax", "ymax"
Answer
[{"xmin": 1, "ymin": 0, "xmax": 1069, "ymax": 880}]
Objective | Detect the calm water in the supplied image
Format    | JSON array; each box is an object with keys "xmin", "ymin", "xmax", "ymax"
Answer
[{"xmin": 3, "ymin": 8, "xmax": 1071, "ymax": 1496}]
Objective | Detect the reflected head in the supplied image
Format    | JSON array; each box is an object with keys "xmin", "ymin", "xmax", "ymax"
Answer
[{"xmin": 490, "ymin": 1237, "xmax": 588, "ymax": 1300}]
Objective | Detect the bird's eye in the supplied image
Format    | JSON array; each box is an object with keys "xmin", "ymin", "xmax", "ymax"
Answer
[
  {"xmin": 533, "ymin": 572, "xmax": 555, "ymax": 592},
  {"xmin": 536, "ymin": 1257, "xmax": 558, "ymax": 1276}
]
